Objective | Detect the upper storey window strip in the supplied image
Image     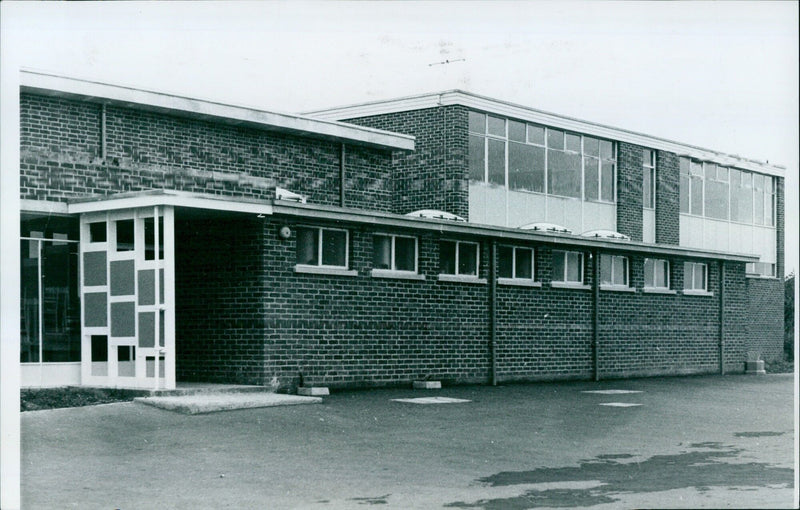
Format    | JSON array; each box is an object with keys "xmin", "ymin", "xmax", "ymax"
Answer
[
  {"xmin": 679, "ymin": 157, "xmax": 775, "ymax": 227},
  {"xmin": 468, "ymin": 111, "xmax": 616, "ymax": 203}
]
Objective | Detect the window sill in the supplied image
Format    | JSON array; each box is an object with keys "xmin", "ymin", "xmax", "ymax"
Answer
[
  {"xmin": 497, "ymin": 278, "xmax": 542, "ymax": 288},
  {"xmin": 550, "ymin": 282, "xmax": 591, "ymax": 290},
  {"xmin": 600, "ymin": 285, "xmax": 636, "ymax": 293},
  {"xmin": 643, "ymin": 288, "xmax": 677, "ymax": 295},
  {"xmin": 371, "ymin": 269, "xmax": 425, "ymax": 281},
  {"xmin": 437, "ymin": 274, "xmax": 487, "ymax": 285},
  {"xmin": 745, "ymin": 274, "xmax": 778, "ymax": 280},
  {"xmin": 294, "ymin": 265, "xmax": 357, "ymax": 277},
  {"xmin": 681, "ymin": 289, "xmax": 714, "ymax": 297}
]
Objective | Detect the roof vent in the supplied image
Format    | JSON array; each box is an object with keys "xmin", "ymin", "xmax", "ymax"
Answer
[
  {"xmin": 275, "ymin": 187, "xmax": 307, "ymax": 204},
  {"xmin": 518, "ymin": 222, "xmax": 573, "ymax": 234},
  {"xmin": 405, "ymin": 209, "xmax": 466, "ymax": 222},
  {"xmin": 580, "ymin": 229, "xmax": 630, "ymax": 241}
]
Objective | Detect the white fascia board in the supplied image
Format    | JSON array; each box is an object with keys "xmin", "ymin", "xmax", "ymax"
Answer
[
  {"xmin": 307, "ymin": 90, "xmax": 784, "ymax": 178},
  {"xmin": 20, "ymin": 199, "xmax": 69, "ymax": 215},
  {"xmin": 20, "ymin": 70, "xmax": 414, "ymax": 152},
  {"xmin": 67, "ymin": 190, "xmax": 273, "ymax": 216}
]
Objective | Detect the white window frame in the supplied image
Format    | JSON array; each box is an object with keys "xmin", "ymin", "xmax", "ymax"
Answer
[
  {"xmin": 683, "ymin": 261, "xmax": 711, "ymax": 295},
  {"xmin": 643, "ymin": 258, "xmax": 673, "ymax": 293},
  {"xmin": 497, "ymin": 245, "xmax": 539, "ymax": 287},
  {"xmin": 295, "ymin": 226, "xmax": 355, "ymax": 276},
  {"xmin": 468, "ymin": 110, "xmax": 616, "ymax": 204},
  {"xmin": 371, "ymin": 234, "xmax": 423, "ymax": 280},
  {"xmin": 643, "ymin": 149, "xmax": 656, "ymax": 210},
  {"xmin": 600, "ymin": 254, "xmax": 631, "ymax": 291},
  {"xmin": 438, "ymin": 240, "xmax": 485, "ymax": 283},
  {"xmin": 551, "ymin": 250, "xmax": 586, "ymax": 287}
]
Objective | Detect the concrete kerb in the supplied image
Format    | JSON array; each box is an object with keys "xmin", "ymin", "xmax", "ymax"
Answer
[{"xmin": 134, "ymin": 393, "xmax": 322, "ymax": 414}]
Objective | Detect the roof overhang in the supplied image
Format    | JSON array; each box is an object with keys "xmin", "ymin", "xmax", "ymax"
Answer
[
  {"xmin": 20, "ymin": 69, "xmax": 414, "ymax": 152},
  {"xmin": 306, "ymin": 90, "xmax": 785, "ymax": 178},
  {"xmin": 66, "ymin": 190, "xmax": 273, "ymax": 216},
  {"xmin": 271, "ymin": 201, "xmax": 760, "ymax": 263},
  {"xmin": 25, "ymin": 191, "xmax": 757, "ymax": 263}
]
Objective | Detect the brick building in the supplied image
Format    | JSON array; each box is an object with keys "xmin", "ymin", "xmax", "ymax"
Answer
[{"xmin": 18, "ymin": 71, "xmax": 785, "ymax": 390}]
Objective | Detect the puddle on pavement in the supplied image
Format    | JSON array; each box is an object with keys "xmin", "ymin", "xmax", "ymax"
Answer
[
  {"xmin": 734, "ymin": 431, "xmax": 785, "ymax": 438},
  {"xmin": 350, "ymin": 494, "xmax": 390, "ymax": 505},
  {"xmin": 445, "ymin": 443, "xmax": 792, "ymax": 508}
]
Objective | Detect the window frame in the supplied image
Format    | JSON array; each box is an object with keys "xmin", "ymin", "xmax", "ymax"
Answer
[
  {"xmin": 643, "ymin": 258, "xmax": 672, "ymax": 292},
  {"xmin": 599, "ymin": 254, "xmax": 631, "ymax": 290},
  {"xmin": 643, "ymin": 149, "xmax": 656, "ymax": 210},
  {"xmin": 683, "ymin": 261, "xmax": 711, "ymax": 295},
  {"xmin": 294, "ymin": 226, "xmax": 354, "ymax": 276},
  {"xmin": 438, "ymin": 239, "xmax": 484, "ymax": 283},
  {"xmin": 468, "ymin": 110, "xmax": 616, "ymax": 204},
  {"xmin": 371, "ymin": 233, "xmax": 422, "ymax": 280},
  {"xmin": 497, "ymin": 245, "xmax": 538, "ymax": 286},
  {"xmin": 551, "ymin": 249, "xmax": 586, "ymax": 286}
]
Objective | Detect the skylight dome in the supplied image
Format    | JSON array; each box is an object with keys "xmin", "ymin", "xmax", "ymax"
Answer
[
  {"xmin": 405, "ymin": 210, "xmax": 466, "ymax": 222},
  {"xmin": 518, "ymin": 222, "xmax": 573, "ymax": 234}
]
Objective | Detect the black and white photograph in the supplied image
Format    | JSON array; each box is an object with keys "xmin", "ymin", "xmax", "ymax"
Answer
[{"xmin": 1, "ymin": 2, "xmax": 797, "ymax": 509}]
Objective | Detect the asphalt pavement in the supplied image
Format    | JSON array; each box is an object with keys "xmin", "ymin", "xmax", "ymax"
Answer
[{"xmin": 21, "ymin": 374, "xmax": 795, "ymax": 509}]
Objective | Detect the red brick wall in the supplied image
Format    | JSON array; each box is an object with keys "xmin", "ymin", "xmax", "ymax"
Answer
[
  {"xmin": 20, "ymin": 93, "xmax": 394, "ymax": 211},
  {"xmin": 343, "ymin": 106, "xmax": 470, "ymax": 219},
  {"xmin": 171, "ymin": 215, "xmax": 755, "ymax": 390}
]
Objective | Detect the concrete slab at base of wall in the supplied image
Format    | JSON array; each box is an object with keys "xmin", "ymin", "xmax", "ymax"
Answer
[
  {"xmin": 298, "ymin": 386, "xmax": 330, "ymax": 396},
  {"xmin": 134, "ymin": 393, "xmax": 322, "ymax": 414},
  {"xmin": 745, "ymin": 360, "xmax": 766, "ymax": 375},
  {"xmin": 413, "ymin": 380, "xmax": 441, "ymax": 389}
]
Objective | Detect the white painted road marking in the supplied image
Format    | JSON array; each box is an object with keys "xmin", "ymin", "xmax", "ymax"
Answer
[
  {"xmin": 582, "ymin": 390, "xmax": 643, "ymax": 395},
  {"xmin": 392, "ymin": 397, "xmax": 471, "ymax": 404},
  {"xmin": 598, "ymin": 402, "xmax": 643, "ymax": 407}
]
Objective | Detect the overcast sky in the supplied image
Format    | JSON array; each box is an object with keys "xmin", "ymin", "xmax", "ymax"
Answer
[{"xmin": 3, "ymin": 1, "xmax": 798, "ymax": 275}]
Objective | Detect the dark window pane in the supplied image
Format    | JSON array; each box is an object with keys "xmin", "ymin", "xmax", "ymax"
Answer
[
  {"xmin": 394, "ymin": 237, "xmax": 416, "ymax": 272},
  {"xmin": 565, "ymin": 133, "xmax": 581, "ymax": 152},
  {"xmin": 469, "ymin": 135, "xmax": 486, "ymax": 181},
  {"xmin": 158, "ymin": 216, "xmax": 164, "ymax": 260},
  {"xmin": 600, "ymin": 254, "xmax": 613, "ymax": 285},
  {"xmin": 566, "ymin": 252, "xmax": 582, "ymax": 283},
  {"xmin": 680, "ymin": 175, "xmax": 690, "ymax": 213},
  {"xmin": 91, "ymin": 335, "xmax": 108, "ymax": 362},
  {"xmin": 468, "ymin": 111, "xmax": 486, "ymax": 134},
  {"xmin": 548, "ymin": 150, "xmax": 581, "ymax": 198},
  {"xmin": 488, "ymin": 139, "xmax": 505, "ymax": 186},
  {"xmin": 690, "ymin": 176, "xmax": 703, "ymax": 215},
  {"xmin": 89, "ymin": 222, "xmax": 106, "ymax": 243},
  {"xmin": 584, "ymin": 157, "xmax": 599, "ymax": 201},
  {"xmin": 116, "ymin": 219, "xmax": 134, "ymax": 252},
  {"xmin": 458, "ymin": 243, "xmax": 478, "ymax": 276},
  {"xmin": 20, "ymin": 240, "xmax": 40, "ymax": 363},
  {"xmin": 547, "ymin": 129, "xmax": 563, "ymax": 149},
  {"xmin": 144, "ymin": 217, "xmax": 155, "ymax": 260},
  {"xmin": 527, "ymin": 125, "xmax": 545, "ymax": 145},
  {"xmin": 372, "ymin": 235, "xmax": 391, "ymax": 269},
  {"xmin": 321, "ymin": 230, "xmax": 347, "ymax": 267},
  {"xmin": 515, "ymin": 248, "xmax": 533, "ymax": 279},
  {"xmin": 508, "ymin": 120, "xmax": 526, "ymax": 142},
  {"xmin": 296, "ymin": 227, "xmax": 318, "ymax": 265},
  {"xmin": 583, "ymin": 137, "xmax": 599, "ymax": 157},
  {"xmin": 509, "ymin": 143, "xmax": 544, "ymax": 192},
  {"xmin": 599, "ymin": 140, "xmax": 614, "ymax": 160},
  {"xmin": 643, "ymin": 167, "xmax": 653, "ymax": 208},
  {"xmin": 705, "ymin": 180, "xmax": 729, "ymax": 220},
  {"xmin": 498, "ymin": 246, "xmax": 513, "ymax": 278},
  {"xmin": 487, "ymin": 116, "xmax": 505, "ymax": 137},
  {"xmin": 439, "ymin": 241, "xmax": 456, "ymax": 274},
  {"xmin": 600, "ymin": 161, "xmax": 615, "ymax": 202},
  {"xmin": 552, "ymin": 251, "xmax": 565, "ymax": 282},
  {"xmin": 644, "ymin": 259, "xmax": 655, "ymax": 287}
]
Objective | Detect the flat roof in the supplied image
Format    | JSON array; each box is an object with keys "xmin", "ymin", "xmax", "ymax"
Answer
[
  {"xmin": 19, "ymin": 69, "xmax": 415, "ymax": 152},
  {"xmin": 305, "ymin": 90, "xmax": 785, "ymax": 178},
  {"xmin": 47, "ymin": 190, "xmax": 758, "ymax": 263}
]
